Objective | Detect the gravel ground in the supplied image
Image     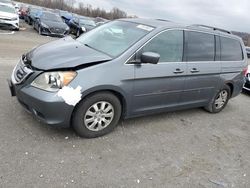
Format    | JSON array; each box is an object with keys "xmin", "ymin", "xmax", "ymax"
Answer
[{"xmin": 0, "ymin": 21, "xmax": 250, "ymax": 188}]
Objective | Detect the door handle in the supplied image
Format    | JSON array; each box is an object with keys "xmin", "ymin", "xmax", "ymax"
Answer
[
  {"xmin": 190, "ymin": 68, "xmax": 200, "ymax": 73},
  {"xmin": 173, "ymin": 68, "xmax": 184, "ymax": 74}
]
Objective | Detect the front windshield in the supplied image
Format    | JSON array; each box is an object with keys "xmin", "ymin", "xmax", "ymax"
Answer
[
  {"xmin": 77, "ymin": 20, "xmax": 154, "ymax": 57},
  {"xmin": 79, "ymin": 19, "xmax": 96, "ymax": 27},
  {"xmin": 42, "ymin": 13, "xmax": 62, "ymax": 22},
  {"xmin": 0, "ymin": 4, "xmax": 15, "ymax": 14}
]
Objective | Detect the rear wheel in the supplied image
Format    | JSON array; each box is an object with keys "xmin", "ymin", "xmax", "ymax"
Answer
[
  {"xmin": 72, "ymin": 92, "xmax": 122, "ymax": 138},
  {"xmin": 204, "ymin": 85, "xmax": 231, "ymax": 113}
]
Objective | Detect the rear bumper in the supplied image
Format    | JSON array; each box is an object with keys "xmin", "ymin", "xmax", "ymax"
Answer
[{"xmin": 9, "ymin": 80, "xmax": 74, "ymax": 128}]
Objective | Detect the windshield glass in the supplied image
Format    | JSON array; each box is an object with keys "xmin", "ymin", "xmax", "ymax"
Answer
[
  {"xmin": 42, "ymin": 13, "xmax": 62, "ymax": 22},
  {"xmin": 0, "ymin": 4, "xmax": 15, "ymax": 14},
  {"xmin": 79, "ymin": 19, "xmax": 96, "ymax": 26},
  {"xmin": 77, "ymin": 21, "xmax": 154, "ymax": 57}
]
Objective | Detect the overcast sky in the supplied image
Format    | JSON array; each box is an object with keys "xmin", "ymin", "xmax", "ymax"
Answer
[{"xmin": 77, "ymin": 0, "xmax": 250, "ymax": 32}]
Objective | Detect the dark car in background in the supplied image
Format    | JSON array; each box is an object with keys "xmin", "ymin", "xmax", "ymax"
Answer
[
  {"xmin": 243, "ymin": 65, "xmax": 250, "ymax": 91},
  {"xmin": 33, "ymin": 11, "xmax": 69, "ymax": 37},
  {"xmin": 246, "ymin": 46, "xmax": 250, "ymax": 58},
  {"xmin": 68, "ymin": 16, "xmax": 96, "ymax": 37},
  {"xmin": 25, "ymin": 6, "xmax": 42, "ymax": 25},
  {"xmin": 58, "ymin": 10, "xmax": 73, "ymax": 25}
]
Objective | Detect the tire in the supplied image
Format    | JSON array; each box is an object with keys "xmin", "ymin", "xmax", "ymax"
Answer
[
  {"xmin": 76, "ymin": 29, "xmax": 80, "ymax": 37},
  {"xmin": 204, "ymin": 85, "xmax": 231, "ymax": 113},
  {"xmin": 72, "ymin": 92, "xmax": 122, "ymax": 138},
  {"xmin": 38, "ymin": 26, "xmax": 42, "ymax": 35}
]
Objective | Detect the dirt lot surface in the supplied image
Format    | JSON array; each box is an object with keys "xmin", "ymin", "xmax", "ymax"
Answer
[{"xmin": 0, "ymin": 21, "xmax": 250, "ymax": 188}]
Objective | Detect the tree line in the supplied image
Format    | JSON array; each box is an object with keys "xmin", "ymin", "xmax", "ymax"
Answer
[{"xmin": 15, "ymin": 0, "xmax": 132, "ymax": 20}]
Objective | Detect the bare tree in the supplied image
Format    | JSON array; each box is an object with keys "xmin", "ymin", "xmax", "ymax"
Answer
[{"xmin": 15, "ymin": 0, "xmax": 130, "ymax": 20}]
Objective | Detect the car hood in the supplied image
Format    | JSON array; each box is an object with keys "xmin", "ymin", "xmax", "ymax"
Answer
[
  {"xmin": 27, "ymin": 36, "xmax": 112, "ymax": 70},
  {"xmin": 42, "ymin": 19, "xmax": 68, "ymax": 29},
  {"xmin": 0, "ymin": 11, "xmax": 17, "ymax": 19}
]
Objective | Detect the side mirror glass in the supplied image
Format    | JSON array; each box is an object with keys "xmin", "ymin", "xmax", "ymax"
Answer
[{"xmin": 141, "ymin": 52, "xmax": 160, "ymax": 64}]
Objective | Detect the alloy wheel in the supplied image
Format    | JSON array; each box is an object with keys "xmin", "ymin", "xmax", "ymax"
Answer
[
  {"xmin": 84, "ymin": 101, "xmax": 114, "ymax": 131},
  {"xmin": 214, "ymin": 90, "xmax": 228, "ymax": 109}
]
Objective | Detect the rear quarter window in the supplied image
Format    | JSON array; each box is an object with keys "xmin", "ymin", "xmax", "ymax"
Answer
[
  {"xmin": 184, "ymin": 31, "xmax": 215, "ymax": 62},
  {"xmin": 220, "ymin": 37, "xmax": 243, "ymax": 61}
]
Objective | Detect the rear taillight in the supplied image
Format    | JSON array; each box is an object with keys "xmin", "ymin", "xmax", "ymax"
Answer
[{"xmin": 243, "ymin": 67, "xmax": 248, "ymax": 76}]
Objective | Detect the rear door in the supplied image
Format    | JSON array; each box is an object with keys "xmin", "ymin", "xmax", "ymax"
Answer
[
  {"xmin": 132, "ymin": 30, "xmax": 187, "ymax": 115},
  {"xmin": 181, "ymin": 31, "xmax": 222, "ymax": 105}
]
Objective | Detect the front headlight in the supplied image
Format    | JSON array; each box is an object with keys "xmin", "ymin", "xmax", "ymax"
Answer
[
  {"xmin": 81, "ymin": 26, "xmax": 86, "ymax": 32},
  {"xmin": 31, "ymin": 71, "xmax": 77, "ymax": 92},
  {"xmin": 41, "ymin": 22, "xmax": 49, "ymax": 28}
]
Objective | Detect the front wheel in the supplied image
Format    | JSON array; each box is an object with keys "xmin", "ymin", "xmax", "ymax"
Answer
[
  {"xmin": 76, "ymin": 29, "xmax": 80, "ymax": 37},
  {"xmin": 204, "ymin": 85, "xmax": 231, "ymax": 113},
  {"xmin": 72, "ymin": 92, "xmax": 122, "ymax": 138},
  {"xmin": 38, "ymin": 26, "xmax": 42, "ymax": 35}
]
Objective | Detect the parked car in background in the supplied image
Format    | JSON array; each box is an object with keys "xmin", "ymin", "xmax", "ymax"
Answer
[
  {"xmin": 246, "ymin": 46, "xmax": 250, "ymax": 58},
  {"xmin": 243, "ymin": 65, "xmax": 250, "ymax": 91},
  {"xmin": 18, "ymin": 5, "xmax": 28, "ymax": 19},
  {"xmin": 0, "ymin": 0, "xmax": 12, "ymax": 5},
  {"xmin": 68, "ymin": 16, "xmax": 96, "ymax": 37},
  {"xmin": 94, "ymin": 17, "xmax": 108, "ymax": 26},
  {"xmin": 0, "ymin": 2, "xmax": 19, "ymax": 30},
  {"xmin": 25, "ymin": 6, "xmax": 41, "ymax": 25},
  {"xmin": 8, "ymin": 19, "xmax": 248, "ymax": 138},
  {"xmin": 58, "ymin": 10, "xmax": 73, "ymax": 25},
  {"xmin": 33, "ymin": 11, "xmax": 69, "ymax": 37}
]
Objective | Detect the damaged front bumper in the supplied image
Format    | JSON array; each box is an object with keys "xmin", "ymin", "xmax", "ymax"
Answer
[
  {"xmin": 8, "ymin": 62, "xmax": 74, "ymax": 128},
  {"xmin": 9, "ymin": 80, "xmax": 74, "ymax": 127}
]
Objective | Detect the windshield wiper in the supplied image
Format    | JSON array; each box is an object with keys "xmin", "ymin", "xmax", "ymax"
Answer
[{"xmin": 83, "ymin": 44, "xmax": 113, "ymax": 58}]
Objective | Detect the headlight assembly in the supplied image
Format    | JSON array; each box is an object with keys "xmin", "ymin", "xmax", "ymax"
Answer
[
  {"xmin": 41, "ymin": 22, "xmax": 49, "ymax": 28},
  {"xmin": 31, "ymin": 71, "xmax": 77, "ymax": 92},
  {"xmin": 81, "ymin": 26, "xmax": 86, "ymax": 32}
]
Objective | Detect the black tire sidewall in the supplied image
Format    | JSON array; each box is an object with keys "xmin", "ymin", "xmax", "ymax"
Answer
[{"xmin": 72, "ymin": 92, "xmax": 122, "ymax": 138}]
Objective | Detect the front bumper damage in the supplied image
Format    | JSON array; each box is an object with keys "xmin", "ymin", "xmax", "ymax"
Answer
[{"xmin": 8, "ymin": 59, "xmax": 74, "ymax": 127}]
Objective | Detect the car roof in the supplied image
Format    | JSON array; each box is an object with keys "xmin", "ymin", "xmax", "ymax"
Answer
[{"xmin": 120, "ymin": 18, "xmax": 240, "ymax": 40}]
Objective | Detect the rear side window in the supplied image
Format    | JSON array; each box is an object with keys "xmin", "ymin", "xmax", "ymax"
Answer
[
  {"xmin": 185, "ymin": 31, "xmax": 215, "ymax": 61},
  {"xmin": 142, "ymin": 30, "xmax": 183, "ymax": 62},
  {"xmin": 220, "ymin": 37, "xmax": 243, "ymax": 61}
]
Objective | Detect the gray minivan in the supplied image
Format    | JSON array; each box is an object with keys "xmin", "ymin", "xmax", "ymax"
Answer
[{"xmin": 8, "ymin": 19, "xmax": 248, "ymax": 138}]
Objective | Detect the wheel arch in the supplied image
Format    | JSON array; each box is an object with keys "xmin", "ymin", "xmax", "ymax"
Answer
[
  {"xmin": 225, "ymin": 82, "xmax": 234, "ymax": 97},
  {"xmin": 70, "ymin": 86, "xmax": 129, "ymax": 126}
]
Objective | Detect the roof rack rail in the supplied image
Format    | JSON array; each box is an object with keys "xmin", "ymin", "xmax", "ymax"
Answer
[
  {"xmin": 156, "ymin": 19, "xmax": 171, "ymax": 22},
  {"xmin": 190, "ymin": 24, "xmax": 232, "ymax": 34}
]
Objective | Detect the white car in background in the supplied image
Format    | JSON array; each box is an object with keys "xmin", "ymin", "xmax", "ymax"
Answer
[{"xmin": 0, "ymin": 2, "xmax": 19, "ymax": 30}]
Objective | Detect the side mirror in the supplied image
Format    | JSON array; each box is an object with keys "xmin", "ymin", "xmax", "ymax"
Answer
[{"xmin": 141, "ymin": 52, "xmax": 160, "ymax": 64}]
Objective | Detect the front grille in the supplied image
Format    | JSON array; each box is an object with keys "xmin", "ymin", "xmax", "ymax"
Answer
[
  {"xmin": 49, "ymin": 27, "xmax": 65, "ymax": 34},
  {"xmin": 11, "ymin": 56, "xmax": 33, "ymax": 84}
]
